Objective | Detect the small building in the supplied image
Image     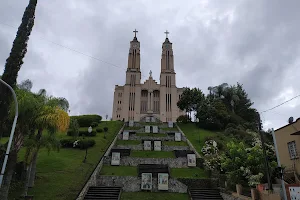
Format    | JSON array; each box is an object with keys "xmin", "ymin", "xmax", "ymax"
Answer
[{"xmin": 274, "ymin": 118, "xmax": 300, "ymax": 176}]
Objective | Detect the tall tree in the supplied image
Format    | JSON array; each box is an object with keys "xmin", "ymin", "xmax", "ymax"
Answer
[
  {"xmin": 0, "ymin": 0, "xmax": 38, "ymax": 135},
  {"xmin": 177, "ymin": 87, "xmax": 205, "ymax": 118}
]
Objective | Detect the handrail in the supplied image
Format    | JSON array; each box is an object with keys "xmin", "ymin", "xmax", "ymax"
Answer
[{"xmin": 0, "ymin": 79, "xmax": 18, "ymax": 188}]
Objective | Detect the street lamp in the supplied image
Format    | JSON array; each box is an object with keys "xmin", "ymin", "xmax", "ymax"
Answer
[
  {"xmin": 0, "ymin": 79, "xmax": 18, "ymax": 188},
  {"xmin": 83, "ymin": 126, "xmax": 93, "ymax": 163},
  {"xmin": 196, "ymin": 118, "xmax": 200, "ymax": 147}
]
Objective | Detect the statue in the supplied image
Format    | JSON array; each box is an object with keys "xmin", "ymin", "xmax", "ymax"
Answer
[{"xmin": 149, "ymin": 70, "xmax": 152, "ymax": 78}]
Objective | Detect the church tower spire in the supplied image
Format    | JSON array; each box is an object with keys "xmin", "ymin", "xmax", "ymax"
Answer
[
  {"xmin": 160, "ymin": 30, "xmax": 177, "ymax": 122},
  {"xmin": 127, "ymin": 29, "xmax": 141, "ymax": 72},
  {"xmin": 161, "ymin": 30, "xmax": 175, "ymax": 73}
]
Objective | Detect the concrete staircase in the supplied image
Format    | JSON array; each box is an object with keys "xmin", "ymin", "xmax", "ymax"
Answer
[
  {"xmin": 83, "ymin": 186, "xmax": 122, "ymax": 200},
  {"xmin": 189, "ymin": 188, "xmax": 223, "ymax": 200}
]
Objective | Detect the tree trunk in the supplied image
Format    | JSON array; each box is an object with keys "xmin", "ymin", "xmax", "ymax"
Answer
[
  {"xmin": 22, "ymin": 162, "xmax": 32, "ymax": 197},
  {"xmin": 0, "ymin": 150, "xmax": 18, "ymax": 200},
  {"xmin": 28, "ymin": 151, "xmax": 38, "ymax": 188}
]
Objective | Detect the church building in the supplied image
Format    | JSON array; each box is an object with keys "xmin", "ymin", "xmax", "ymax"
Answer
[{"xmin": 112, "ymin": 30, "xmax": 184, "ymax": 122}]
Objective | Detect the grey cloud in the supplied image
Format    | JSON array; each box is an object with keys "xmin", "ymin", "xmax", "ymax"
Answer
[{"xmin": 1, "ymin": 0, "xmax": 300, "ymax": 129}]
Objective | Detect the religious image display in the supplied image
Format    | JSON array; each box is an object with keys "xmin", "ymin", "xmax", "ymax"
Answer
[
  {"xmin": 146, "ymin": 117, "xmax": 150, "ymax": 122},
  {"xmin": 123, "ymin": 131, "xmax": 129, "ymax": 140},
  {"xmin": 168, "ymin": 121, "xmax": 173, "ymax": 128},
  {"xmin": 187, "ymin": 154, "xmax": 196, "ymax": 167},
  {"xmin": 141, "ymin": 173, "xmax": 152, "ymax": 190},
  {"xmin": 175, "ymin": 132, "xmax": 181, "ymax": 141},
  {"xmin": 151, "ymin": 117, "xmax": 156, "ymax": 122},
  {"xmin": 111, "ymin": 152, "xmax": 120, "ymax": 166},
  {"xmin": 154, "ymin": 141, "xmax": 162, "ymax": 151},
  {"xmin": 129, "ymin": 120, "xmax": 134, "ymax": 127},
  {"xmin": 153, "ymin": 126, "xmax": 158, "ymax": 133},
  {"xmin": 144, "ymin": 141, "xmax": 152, "ymax": 151},
  {"xmin": 145, "ymin": 126, "xmax": 151, "ymax": 133},
  {"xmin": 158, "ymin": 173, "xmax": 169, "ymax": 190}
]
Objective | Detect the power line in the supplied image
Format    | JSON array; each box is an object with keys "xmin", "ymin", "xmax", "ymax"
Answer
[
  {"xmin": 0, "ymin": 22, "xmax": 148, "ymax": 77},
  {"xmin": 261, "ymin": 94, "xmax": 300, "ymax": 113}
]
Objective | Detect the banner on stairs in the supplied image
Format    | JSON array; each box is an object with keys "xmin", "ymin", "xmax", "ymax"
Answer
[
  {"xmin": 111, "ymin": 152, "xmax": 120, "ymax": 166},
  {"xmin": 158, "ymin": 173, "xmax": 169, "ymax": 190},
  {"xmin": 141, "ymin": 173, "xmax": 152, "ymax": 190}
]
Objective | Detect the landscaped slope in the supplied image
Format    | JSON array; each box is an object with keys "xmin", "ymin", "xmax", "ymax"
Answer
[
  {"xmin": 8, "ymin": 121, "xmax": 123, "ymax": 200},
  {"xmin": 177, "ymin": 123, "xmax": 217, "ymax": 153}
]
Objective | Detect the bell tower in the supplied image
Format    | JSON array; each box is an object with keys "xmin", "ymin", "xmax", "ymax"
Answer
[
  {"xmin": 160, "ymin": 30, "xmax": 177, "ymax": 122},
  {"xmin": 126, "ymin": 29, "xmax": 141, "ymax": 85}
]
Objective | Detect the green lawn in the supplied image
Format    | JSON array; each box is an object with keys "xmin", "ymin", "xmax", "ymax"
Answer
[
  {"xmin": 136, "ymin": 133, "xmax": 166, "ymax": 137},
  {"xmin": 100, "ymin": 166, "xmax": 137, "ymax": 176},
  {"xmin": 121, "ymin": 192, "xmax": 189, "ymax": 200},
  {"xmin": 171, "ymin": 167, "xmax": 209, "ymax": 179},
  {"xmin": 160, "ymin": 127, "xmax": 178, "ymax": 131},
  {"xmin": 178, "ymin": 123, "xmax": 217, "ymax": 153},
  {"xmin": 8, "ymin": 121, "xmax": 123, "ymax": 200},
  {"xmin": 163, "ymin": 141, "xmax": 188, "ymax": 146},
  {"xmin": 124, "ymin": 126, "xmax": 141, "ymax": 130},
  {"xmin": 116, "ymin": 140, "xmax": 141, "ymax": 145},
  {"xmin": 0, "ymin": 137, "xmax": 9, "ymax": 144},
  {"xmin": 131, "ymin": 151, "xmax": 175, "ymax": 158}
]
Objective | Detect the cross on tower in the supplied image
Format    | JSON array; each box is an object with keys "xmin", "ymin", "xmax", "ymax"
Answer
[
  {"xmin": 133, "ymin": 29, "xmax": 138, "ymax": 37},
  {"xmin": 164, "ymin": 30, "xmax": 169, "ymax": 38}
]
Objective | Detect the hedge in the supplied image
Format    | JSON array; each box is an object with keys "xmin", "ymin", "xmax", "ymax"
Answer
[
  {"xmin": 60, "ymin": 138, "xmax": 96, "ymax": 149},
  {"xmin": 70, "ymin": 115, "xmax": 102, "ymax": 127},
  {"xmin": 79, "ymin": 130, "xmax": 96, "ymax": 137},
  {"xmin": 91, "ymin": 122, "xmax": 98, "ymax": 128},
  {"xmin": 96, "ymin": 128, "xmax": 103, "ymax": 133}
]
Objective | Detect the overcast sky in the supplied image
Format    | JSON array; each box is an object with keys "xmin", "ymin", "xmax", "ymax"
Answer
[{"xmin": 1, "ymin": 0, "xmax": 300, "ymax": 130}]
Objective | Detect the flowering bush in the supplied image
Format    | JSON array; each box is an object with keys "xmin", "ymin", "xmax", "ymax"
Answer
[
  {"xmin": 201, "ymin": 140, "xmax": 218, "ymax": 156},
  {"xmin": 220, "ymin": 141, "xmax": 277, "ymax": 187}
]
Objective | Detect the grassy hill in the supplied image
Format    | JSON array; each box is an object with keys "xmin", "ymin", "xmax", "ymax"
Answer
[
  {"xmin": 178, "ymin": 122, "xmax": 233, "ymax": 153},
  {"xmin": 6, "ymin": 121, "xmax": 123, "ymax": 200}
]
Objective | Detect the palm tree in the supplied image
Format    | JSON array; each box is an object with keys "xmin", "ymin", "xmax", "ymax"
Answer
[
  {"xmin": 213, "ymin": 83, "xmax": 228, "ymax": 98},
  {"xmin": 25, "ymin": 91, "xmax": 69, "ymax": 192},
  {"xmin": 0, "ymin": 89, "xmax": 40, "ymax": 200}
]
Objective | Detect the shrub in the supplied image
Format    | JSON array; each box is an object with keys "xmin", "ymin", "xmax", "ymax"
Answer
[
  {"xmin": 67, "ymin": 130, "xmax": 74, "ymax": 136},
  {"xmin": 70, "ymin": 115, "xmax": 102, "ymax": 127},
  {"xmin": 103, "ymin": 127, "xmax": 108, "ymax": 132},
  {"xmin": 204, "ymin": 136, "xmax": 213, "ymax": 142},
  {"xmin": 69, "ymin": 118, "xmax": 79, "ymax": 137},
  {"xmin": 60, "ymin": 139, "xmax": 76, "ymax": 148},
  {"xmin": 76, "ymin": 139, "xmax": 96, "ymax": 149},
  {"xmin": 96, "ymin": 128, "xmax": 103, "ymax": 133},
  {"xmin": 176, "ymin": 115, "xmax": 191, "ymax": 123},
  {"xmin": 78, "ymin": 130, "xmax": 96, "ymax": 137},
  {"xmin": 60, "ymin": 139, "xmax": 95, "ymax": 149},
  {"xmin": 91, "ymin": 122, "xmax": 98, "ymax": 128},
  {"xmin": 225, "ymin": 123, "xmax": 237, "ymax": 130}
]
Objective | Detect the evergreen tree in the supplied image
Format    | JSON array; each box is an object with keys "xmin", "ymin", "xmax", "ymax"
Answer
[
  {"xmin": 0, "ymin": 1, "xmax": 38, "ymax": 199},
  {"xmin": 0, "ymin": 0, "xmax": 38, "ymax": 137}
]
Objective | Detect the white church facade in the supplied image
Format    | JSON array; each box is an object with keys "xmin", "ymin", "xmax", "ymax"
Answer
[{"xmin": 112, "ymin": 30, "xmax": 184, "ymax": 122}]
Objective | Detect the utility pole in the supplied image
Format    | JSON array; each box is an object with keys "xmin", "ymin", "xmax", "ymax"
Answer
[{"xmin": 257, "ymin": 113, "xmax": 273, "ymax": 191}]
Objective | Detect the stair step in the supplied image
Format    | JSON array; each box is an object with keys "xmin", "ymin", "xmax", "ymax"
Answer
[{"xmin": 83, "ymin": 186, "xmax": 121, "ymax": 200}]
